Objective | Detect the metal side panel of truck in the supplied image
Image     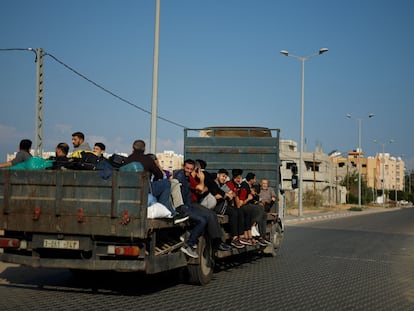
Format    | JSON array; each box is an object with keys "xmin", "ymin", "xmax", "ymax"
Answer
[{"xmin": 0, "ymin": 170, "xmax": 189, "ymax": 275}]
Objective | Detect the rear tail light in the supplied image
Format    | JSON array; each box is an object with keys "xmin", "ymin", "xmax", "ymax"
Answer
[
  {"xmin": 107, "ymin": 245, "xmax": 140, "ymax": 256},
  {"xmin": 0, "ymin": 238, "xmax": 20, "ymax": 248}
]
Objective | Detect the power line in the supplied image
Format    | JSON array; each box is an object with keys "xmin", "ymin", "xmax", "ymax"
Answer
[
  {"xmin": 44, "ymin": 52, "xmax": 187, "ymax": 129},
  {"xmin": 1, "ymin": 48, "xmax": 187, "ymax": 129}
]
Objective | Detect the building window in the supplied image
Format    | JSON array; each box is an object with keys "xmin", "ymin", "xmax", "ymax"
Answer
[
  {"xmin": 305, "ymin": 161, "xmax": 320, "ymax": 172},
  {"xmin": 286, "ymin": 162, "xmax": 296, "ymax": 170}
]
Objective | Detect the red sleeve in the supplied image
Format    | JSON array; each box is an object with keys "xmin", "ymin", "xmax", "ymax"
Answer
[
  {"xmin": 239, "ymin": 187, "xmax": 248, "ymax": 200},
  {"xmin": 226, "ymin": 180, "xmax": 237, "ymax": 193},
  {"xmin": 189, "ymin": 175, "xmax": 199, "ymax": 202}
]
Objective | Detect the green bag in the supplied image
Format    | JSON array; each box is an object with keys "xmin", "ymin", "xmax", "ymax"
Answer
[{"xmin": 9, "ymin": 156, "xmax": 54, "ymax": 170}]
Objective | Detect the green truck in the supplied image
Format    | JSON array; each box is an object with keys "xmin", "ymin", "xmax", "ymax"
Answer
[{"xmin": 0, "ymin": 126, "xmax": 283, "ymax": 285}]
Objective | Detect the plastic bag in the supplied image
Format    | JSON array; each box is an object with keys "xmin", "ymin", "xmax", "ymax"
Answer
[
  {"xmin": 9, "ymin": 156, "xmax": 53, "ymax": 170},
  {"xmin": 147, "ymin": 202, "xmax": 172, "ymax": 219},
  {"xmin": 119, "ymin": 162, "xmax": 144, "ymax": 172}
]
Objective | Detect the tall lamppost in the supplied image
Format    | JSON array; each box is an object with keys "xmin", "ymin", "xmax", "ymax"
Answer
[
  {"xmin": 150, "ymin": 0, "xmax": 161, "ymax": 154},
  {"xmin": 346, "ymin": 114, "xmax": 375, "ymax": 209},
  {"xmin": 280, "ymin": 48, "xmax": 328, "ymax": 216},
  {"xmin": 374, "ymin": 139, "xmax": 394, "ymax": 206}
]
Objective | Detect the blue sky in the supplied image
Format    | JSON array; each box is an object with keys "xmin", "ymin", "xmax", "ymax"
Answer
[{"xmin": 1, "ymin": 0, "xmax": 414, "ymax": 169}]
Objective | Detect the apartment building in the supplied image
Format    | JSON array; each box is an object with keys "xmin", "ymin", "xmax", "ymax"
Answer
[
  {"xmin": 280, "ymin": 140, "xmax": 347, "ymax": 205},
  {"xmin": 156, "ymin": 150, "xmax": 183, "ymax": 174},
  {"xmin": 374, "ymin": 153, "xmax": 405, "ymax": 192}
]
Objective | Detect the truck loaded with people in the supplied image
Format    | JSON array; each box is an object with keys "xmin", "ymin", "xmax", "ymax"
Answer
[{"xmin": 0, "ymin": 127, "xmax": 283, "ymax": 285}]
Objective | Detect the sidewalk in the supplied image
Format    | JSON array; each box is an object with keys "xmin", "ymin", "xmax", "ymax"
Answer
[{"xmin": 282, "ymin": 206, "xmax": 402, "ymax": 225}]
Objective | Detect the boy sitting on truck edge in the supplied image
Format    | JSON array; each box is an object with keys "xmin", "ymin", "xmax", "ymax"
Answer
[
  {"xmin": 226, "ymin": 169, "xmax": 259, "ymax": 246},
  {"xmin": 211, "ymin": 168, "xmax": 245, "ymax": 249},
  {"xmin": 93, "ymin": 142, "xmax": 106, "ymax": 159}
]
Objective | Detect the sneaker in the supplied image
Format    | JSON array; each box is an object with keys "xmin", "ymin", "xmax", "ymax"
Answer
[
  {"xmin": 179, "ymin": 234, "xmax": 197, "ymax": 249},
  {"xmin": 180, "ymin": 244, "xmax": 198, "ymax": 258},
  {"xmin": 239, "ymin": 237, "xmax": 253, "ymax": 246},
  {"xmin": 251, "ymin": 225, "xmax": 260, "ymax": 237},
  {"xmin": 256, "ymin": 237, "xmax": 269, "ymax": 247},
  {"xmin": 173, "ymin": 213, "xmax": 189, "ymax": 225},
  {"xmin": 231, "ymin": 239, "xmax": 245, "ymax": 249},
  {"xmin": 216, "ymin": 242, "xmax": 232, "ymax": 251}
]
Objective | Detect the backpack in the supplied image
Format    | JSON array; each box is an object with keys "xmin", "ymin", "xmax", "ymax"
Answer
[
  {"xmin": 109, "ymin": 153, "xmax": 127, "ymax": 169},
  {"xmin": 65, "ymin": 151, "xmax": 99, "ymax": 170}
]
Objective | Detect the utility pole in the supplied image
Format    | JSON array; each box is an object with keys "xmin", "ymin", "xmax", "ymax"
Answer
[
  {"xmin": 1, "ymin": 47, "xmax": 44, "ymax": 156},
  {"xmin": 34, "ymin": 48, "xmax": 44, "ymax": 156}
]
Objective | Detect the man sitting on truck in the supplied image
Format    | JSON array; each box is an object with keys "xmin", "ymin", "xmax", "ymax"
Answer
[
  {"xmin": 242, "ymin": 173, "xmax": 271, "ymax": 246},
  {"xmin": 0, "ymin": 139, "xmax": 32, "ymax": 169},
  {"xmin": 211, "ymin": 169, "xmax": 245, "ymax": 249},
  {"xmin": 47, "ymin": 142, "xmax": 70, "ymax": 170},
  {"xmin": 174, "ymin": 159, "xmax": 232, "ymax": 257},
  {"xmin": 226, "ymin": 169, "xmax": 262, "ymax": 246},
  {"xmin": 124, "ymin": 139, "xmax": 188, "ymax": 225},
  {"xmin": 259, "ymin": 178, "xmax": 277, "ymax": 212},
  {"xmin": 69, "ymin": 131, "xmax": 92, "ymax": 158}
]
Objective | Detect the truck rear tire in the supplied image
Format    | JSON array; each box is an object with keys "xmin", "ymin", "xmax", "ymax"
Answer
[
  {"xmin": 186, "ymin": 236, "xmax": 214, "ymax": 285},
  {"xmin": 264, "ymin": 222, "xmax": 283, "ymax": 257}
]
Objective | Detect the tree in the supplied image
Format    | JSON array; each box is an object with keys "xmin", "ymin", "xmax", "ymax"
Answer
[{"xmin": 341, "ymin": 171, "xmax": 372, "ymax": 205}]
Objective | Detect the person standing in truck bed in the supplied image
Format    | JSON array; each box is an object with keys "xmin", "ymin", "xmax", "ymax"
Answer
[{"xmin": 0, "ymin": 139, "xmax": 32, "ymax": 169}]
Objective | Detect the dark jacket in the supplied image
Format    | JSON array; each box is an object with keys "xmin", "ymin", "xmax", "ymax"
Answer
[
  {"xmin": 125, "ymin": 151, "xmax": 163, "ymax": 181},
  {"xmin": 173, "ymin": 169, "xmax": 191, "ymax": 207}
]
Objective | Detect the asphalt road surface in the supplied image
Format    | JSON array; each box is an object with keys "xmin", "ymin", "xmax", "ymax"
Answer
[{"xmin": 0, "ymin": 207, "xmax": 413, "ymax": 310}]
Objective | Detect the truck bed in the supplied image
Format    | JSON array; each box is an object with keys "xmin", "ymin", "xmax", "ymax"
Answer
[{"xmin": 0, "ymin": 170, "xmax": 149, "ymax": 238}]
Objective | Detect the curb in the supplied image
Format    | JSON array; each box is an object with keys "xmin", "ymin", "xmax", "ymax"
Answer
[
  {"xmin": 283, "ymin": 207, "xmax": 402, "ymax": 225},
  {"xmin": 284, "ymin": 211, "xmax": 353, "ymax": 224}
]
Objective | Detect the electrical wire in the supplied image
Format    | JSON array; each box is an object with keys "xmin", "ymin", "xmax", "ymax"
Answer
[
  {"xmin": 1, "ymin": 48, "xmax": 187, "ymax": 129},
  {"xmin": 44, "ymin": 52, "xmax": 187, "ymax": 129}
]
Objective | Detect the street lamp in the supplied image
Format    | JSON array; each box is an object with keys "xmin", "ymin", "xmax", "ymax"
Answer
[
  {"xmin": 346, "ymin": 113, "xmax": 375, "ymax": 209},
  {"xmin": 374, "ymin": 139, "xmax": 394, "ymax": 206},
  {"xmin": 280, "ymin": 48, "xmax": 328, "ymax": 216}
]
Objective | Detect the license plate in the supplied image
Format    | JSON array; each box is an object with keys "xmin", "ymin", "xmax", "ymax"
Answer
[{"xmin": 43, "ymin": 239, "xmax": 80, "ymax": 250}]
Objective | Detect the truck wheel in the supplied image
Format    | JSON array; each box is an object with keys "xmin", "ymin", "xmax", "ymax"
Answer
[
  {"xmin": 186, "ymin": 236, "xmax": 214, "ymax": 285},
  {"xmin": 264, "ymin": 222, "xmax": 284, "ymax": 257}
]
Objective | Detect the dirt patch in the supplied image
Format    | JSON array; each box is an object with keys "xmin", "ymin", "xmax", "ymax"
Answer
[{"xmin": 284, "ymin": 204, "xmax": 384, "ymax": 216}]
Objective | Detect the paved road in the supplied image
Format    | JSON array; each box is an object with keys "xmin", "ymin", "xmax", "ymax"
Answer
[{"xmin": 0, "ymin": 207, "xmax": 413, "ymax": 310}]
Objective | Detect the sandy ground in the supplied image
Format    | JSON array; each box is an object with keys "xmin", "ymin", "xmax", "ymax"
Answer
[{"xmin": 284, "ymin": 204, "xmax": 392, "ymax": 216}]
